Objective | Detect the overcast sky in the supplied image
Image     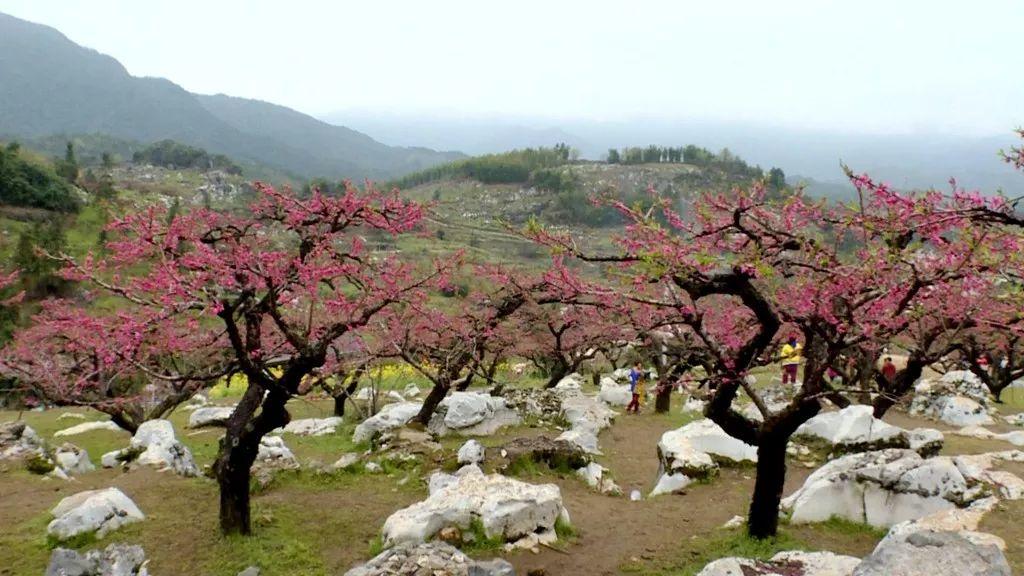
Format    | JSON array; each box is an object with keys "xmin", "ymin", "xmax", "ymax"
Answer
[{"xmin": 2, "ymin": 0, "xmax": 1020, "ymax": 135}]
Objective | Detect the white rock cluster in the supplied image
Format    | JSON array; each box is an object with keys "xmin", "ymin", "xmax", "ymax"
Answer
[
  {"xmin": 101, "ymin": 419, "xmax": 198, "ymax": 476},
  {"xmin": 597, "ymin": 376, "xmax": 632, "ymax": 406},
  {"xmin": 575, "ymin": 462, "xmax": 622, "ymax": 495},
  {"xmin": 381, "ymin": 465, "xmax": 569, "ymax": 549}
]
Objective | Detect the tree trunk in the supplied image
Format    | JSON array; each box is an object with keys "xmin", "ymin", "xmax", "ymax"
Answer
[
  {"xmin": 455, "ymin": 372, "xmax": 474, "ymax": 392},
  {"xmin": 108, "ymin": 409, "xmax": 140, "ymax": 434},
  {"xmin": 655, "ymin": 380, "xmax": 672, "ymax": 413},
  {"xmin": 544, "ymin": 361, "xmax": 570, "ymax": 389},
  {"xmin": 415, "ymin": 382, "xmax": 449, "ymax": 425},
  {"xmin": 213, "ymin": 385, "xmax": 290, "ymax": 535},
  {"xmin": 747, "ymin": 437, "xmax": 788, "ymax": 539}
]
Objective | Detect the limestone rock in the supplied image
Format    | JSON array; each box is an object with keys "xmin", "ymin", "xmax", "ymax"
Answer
[
  {"xmin": 553, "ymin": 373, "xmax": 586, "ymax": 391},
  {"xmin": 681, "ymin": 396, "xmax": 706, "ymax": 413},
  {"xmin": 256, "ymin": 435, "xmax": 298, "ymax": 467},
  {"xmin": 45, "ymin": 543, "xmax": 149, "ymax": 576},
  {"xmin": 343, "ymin": 542, "xmax": 512, "ymax": 576},
  {"xmin": 332, "ymin": 453, "xmax": 360, "ymax": 471},
  {"xmin": 402, "ymin": 383, "xmax": 421, "ymax": 398},
  {"xmin": 457, "ymin": 439, "xmax": 485, "ymax": 465},
  {"xmin": 657, "ymin": 419, "xmax": 757, "ymax": 481},
  {"xmin": 575, "ymin": 462, "xmax": 621, "ymax": 495},
  {"xmin": 650, "ymin": 472, "xmax": 692, "ymax": 497},
  {"xmin": 54, "ymin": 443, "xmax": 95, "ymax": 476},
  {"xmin": 382, "ymin": 465, "xmax": 568, "ymax": 547},
  {"xmin": 54, "ymin": 421, "xmax": 125, "ymax": 437},
  {"xmin": 282, "ymin": 417, "xmax": 343, "ymax": 437},
  {"xmin": 104, "ymin": 420, "xmax": 197, "ymax": 476},
  {"xmin": 696, "ymin": 550, "xmax": 860, "ymax": 576},
  {"xmin": 187, "ymin": 406, "xmax": 235, "ymax": 428},
  {"xmin": 598, "ymin": 377, "xmax": 632, "ymax": 406},
  {"xmin": 953, "ymin": 425, "xmax": 1024, "ymax": 448},
  {"xmin": 353, "ymin": 402, "xmax": 422, "ymax": 444},
  {"xmin": 795, "ymin": 406, "xmax": 908, "ymax": 452},
  {"xmin": 428, "ymin": 392, "xmax": 521, "ymax": 436},
  {"xmin": 0, "ymin": 420, "xmax": 46, "ymax": 460},
  {"xmin": 853, "ymin": 529, "xmax": 1011, "ymax": 576},
  {"xmin": 910, "ymin": 372, "xmax": 995, "ymax": 426},
  {"xmin": 48, "ymin": 488, "xmax": 144, "ymax": 541},
  {"xmin": 907, "ymin": 428, "xmax": 945, "ymax": 457},
  {"xmin": 783, "ymin": 449, "xmax": 986, "ymax": 527}
]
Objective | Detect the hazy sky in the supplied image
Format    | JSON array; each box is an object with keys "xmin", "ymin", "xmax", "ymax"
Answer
[{"xmin": 2, "ymin": 0, "xmax": 1021, "ymax": 135}]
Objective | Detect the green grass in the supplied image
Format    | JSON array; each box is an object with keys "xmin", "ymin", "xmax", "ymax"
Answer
[{"xmin": 622, "ymin": 516, "xmax": 886, "ymax": 576}]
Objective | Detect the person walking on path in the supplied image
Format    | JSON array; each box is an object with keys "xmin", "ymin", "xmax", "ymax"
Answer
[
  {"xmin": 780, "ymin": 336, "xmax": 802, "ymax": 386},
  {"xmin": 627, "ymin": 362, "xmax": 645, "ymax": 413}
]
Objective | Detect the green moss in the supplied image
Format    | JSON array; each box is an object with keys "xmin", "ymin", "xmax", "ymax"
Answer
[
  {"xmin": 25, "ymin": 454, "xmax": 56, "ymax": 475},
  {"xmin": 461, "ymin": 518, "xmax": 505, "ymax": 553}
]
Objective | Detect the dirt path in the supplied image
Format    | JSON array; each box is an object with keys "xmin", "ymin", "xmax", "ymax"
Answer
[{"xmin": 505, "ymin": 413, "xmax": 815, "ymax": 575}]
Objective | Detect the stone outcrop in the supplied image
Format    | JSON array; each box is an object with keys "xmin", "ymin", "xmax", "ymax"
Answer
[{"xmin": 794, "ymin": 405, "xmax": 943, "ymax": 457}]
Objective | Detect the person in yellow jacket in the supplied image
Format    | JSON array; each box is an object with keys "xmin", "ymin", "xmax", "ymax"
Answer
[{"xmin": 780, "ymin": 336, "xmax": 802, "ymax": 385}]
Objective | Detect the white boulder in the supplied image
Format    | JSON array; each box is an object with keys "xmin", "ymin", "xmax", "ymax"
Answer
[
  {"xmin": 598, "ymin": 377, "xmax": 632, "ymax": 406},
  {"xmin": 45, "ymin": 543, "xmax": 149, "ymax": 576},
  {"xmin": 657, "ymin": 419, "xmax": 757, "ymax": 480},
  {"xmin": 282, "ymin": 417, "xmax": 343, "ymax": 437},
  {"xmin": 853, "ymin": 528, "xmax": 1011, "ymax": 576},
  {"xmin": 257, "ymin": 435, "xmax": 298, "ymax": 467},
  {"xmin": 783, "ymin": 449, "xmax": 981, "ymax": 528},
  {"xmin": 553, "ymin": 373, "xmax": 586, "ymax": 391},
  {"xmin": 48, "ymin": 488, "xmax": 144, "ymax": 541},
  {"xmin": 575, "ymin": 462, "xmax": 621, "ymax": 495},
  {"xmin": 402, "ymin": 384, "xmax": 421, "ymax": 398},
  {"xmin": 457, "ymin": 439, "xmax": 485, "ymax": 465},
  {"xmin": 187, "ymin": 406, "xmax": 235, "ymax": 428},
  {"xmin": 697, "ymin": 551, "xmax": 860, "ymax": 576},
  {"xmin": 121, "ymin": 420, "xmax": 198, "ymax": 476},
  {"xmin": 681, "ymin": 396, "xmax": 706, "ymax": 413},
  {"xmin": 54, "ymin": 421, "xmax": 124, "ymax": 437},
  {"xmin": 556, "ymin": 428, "xmax": 601, "ymax": 455},
  {"xmin": 53, "ymin": 443, "xmax": 94, "ymax": 476},
  {"xmin": 795, "ymin": 406, "xmax": 906, "ymax": 449},
  {"xmin": 353, "ymin": 402, "xmax": 422, "ymax": 443},
  {"xmin": 0, "ymin": 421, "xmax": 46, "ymax": 460},
  {"xmin": 953, "ymin": 426, "xmax": 1024, "ymax": 448},
  {"xmin": 650, "ymin": 472, "xmax": 692, "ymax": 497},
  {"xmin": 428, "ymin": 392, "xmax": 521, "ymax": 436},
  {"xmin": 382, "ymin": 465, "xmax": 568, "ymax": 547}
]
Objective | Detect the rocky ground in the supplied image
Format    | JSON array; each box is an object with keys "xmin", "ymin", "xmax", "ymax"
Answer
[{"xmin": 2, "ymin": 372, "xmax": 1024, "ymax": 576}]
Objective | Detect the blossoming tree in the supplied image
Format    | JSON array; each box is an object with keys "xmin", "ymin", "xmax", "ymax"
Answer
[{"xmin": 6, "ymin": 183, "xmax": 449, "ymax": 535}]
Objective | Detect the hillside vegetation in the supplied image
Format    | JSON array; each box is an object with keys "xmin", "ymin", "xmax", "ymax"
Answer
[{"xmin": 0, "ymin": 11, "xmax": 460, "ymax": 181}]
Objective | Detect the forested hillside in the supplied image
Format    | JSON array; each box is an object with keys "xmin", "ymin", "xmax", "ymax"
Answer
[{"xmin": 0, "ymin": 12, "xmax": 460, "ymax": 181}]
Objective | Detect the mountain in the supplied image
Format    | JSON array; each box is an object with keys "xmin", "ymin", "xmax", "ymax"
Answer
[{"xmin": 0, "ymin": 12, "xmax": 461, "ymax": 180}]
